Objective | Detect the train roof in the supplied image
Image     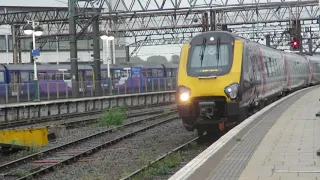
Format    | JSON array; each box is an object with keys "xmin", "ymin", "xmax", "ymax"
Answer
[{"xmin": 306, "ymin": 55, "xmax": 320, "ymax": 62}]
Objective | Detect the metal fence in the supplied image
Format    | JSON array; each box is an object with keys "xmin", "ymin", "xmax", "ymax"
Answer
[{"xmin": 0, "ymin": 77, "xmax": 177, "ymax": 104}]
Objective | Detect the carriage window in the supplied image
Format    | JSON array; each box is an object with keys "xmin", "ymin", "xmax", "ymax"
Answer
[
  {"xmin": 167, "ymin": 69, "xmax": 172, "ymax": 77},
  {"xmin": 112, "ymin": 70, "xmax": 121, "ymax": 79},
  {"xmin": 21, "ymin": 72, "xmax": 29, "ymax": 81},
  {"xmin": 47, "ymin": 72, "xmax": 56, "ymax": 80},
  {"xmin": 86, "ymin": 71, "xmax": 93, "ymax": 79},
  {"xmin": 101, "ymin": 70, "xmax": 107, "ymax": 78},
  {"xmin": 38, "ymin": 73, "xmax": 46, "ymax": 80},
  {"xmin": 0, "ymin": 72, "xmax": 4, "ymax": 82},
  {"xmin": 142, "ymin": 70, "xmax": 147, "ymax": 77},
  {"xmin": 152, "ymin": 69, "xmax": 158, "ymax": 76},
  {"xmin": 147, "ymin": 69, "xmax": 152, "ymax": 76},
  {"xmin": 121, "ymin": 70, "xmax": 130, "ymax": 78},
  {"xmin": 64, "ymin": 73, "xmax": 71, "ymax": 80},
  {"xmin": 172, "ymin": 70, "xmax": 177, "ymax": 77},
  {"xmin": 158, "ymin": 69, "xmax": 163, "ymax": 77},
  {"xmin": 56, "ymin": 73, "xmax": 63, "ymax": 80}
]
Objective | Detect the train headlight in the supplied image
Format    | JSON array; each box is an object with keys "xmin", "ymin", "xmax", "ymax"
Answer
[
  {"xmin": 180, "ymin": 93, "xmax": 190, "ymax": 101},
  {"xmin": 224, "ymin": 83, "xmax": 239, "ymax": 100},
  {"xmin": 178, "ymin": 86, "xmax": 191, "ymax": 102}
]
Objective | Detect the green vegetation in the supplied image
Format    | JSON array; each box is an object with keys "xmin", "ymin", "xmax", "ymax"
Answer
[
  {"xmin": 163, "ymin": 109, "xmax": 171, "ymax": 115},
  {"xmin": 99, "ymin": 106, "xmax": 126, "ymax": 126},
  {"xmin": 234, "ymin": 135, "xmax": 242, "ymax": 141},
  {"xmin": 129, "ymin": 152, "xmax": 182, "ymax": 180},
  {"xmin": 11, "ymin": 169, "xmax": 30, "ymax": 177},
  {"xmin": 140, "ymin": 149, "xmax": 149, "ymax": 166}
]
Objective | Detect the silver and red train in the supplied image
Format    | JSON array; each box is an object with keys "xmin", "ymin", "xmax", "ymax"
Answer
[{"xmin": 176, "ymin": 31, "xmax": 320, "ymax": 136}]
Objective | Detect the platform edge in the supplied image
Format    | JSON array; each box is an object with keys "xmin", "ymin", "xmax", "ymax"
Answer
[{"xmin": 168, "ymin": 86, "xmax": 314, "ymax": 180}]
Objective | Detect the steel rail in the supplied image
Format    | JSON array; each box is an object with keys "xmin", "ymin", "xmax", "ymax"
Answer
[
  {"xmin": 0, "ymin": 111, "xmax": 178, "ymax": 174},
  {"xmin": 62, "ymin": 108, "xmax": 177, "ymax": 129},
  {"xmin": 120, "ymin": 137, "xmax": 200, "ymax": 180},
  {"xmin": 15, "ymin": 114, "xmax": 180, "ymax": 180},
  {"xmin": 0, "ymin": 102, "xmax": 174, "ymax": 130}
]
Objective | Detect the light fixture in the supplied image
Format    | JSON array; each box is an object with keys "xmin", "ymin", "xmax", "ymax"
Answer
[
  {"xmin": 23, "ymin": 24, "xmax": 33, "ymax": 35},
  {"xmin": 100, "ymin": 34, "xmax": 109, "ymax": 40},
  {"xmin": 34, "ymin": 25, "xmax": 44, "ymax": 36}
]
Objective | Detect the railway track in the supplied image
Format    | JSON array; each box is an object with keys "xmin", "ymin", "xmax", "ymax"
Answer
[
  {"xmin": 120, "ymin": 137, "xmax": 200, "ymax": 180},
  {"xmin": 0, "ymin": 102, "xmax": 174, "ymax": 130},
  {"xmin": 59, "ymin": 108, "xmax": 176, "ymax": 129},
  {"xmin": 0, "ymin": 111, "xmax": 179, "ymax": 180}
]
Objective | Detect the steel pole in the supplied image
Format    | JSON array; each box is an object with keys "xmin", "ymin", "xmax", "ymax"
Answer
[
  {"xmin": 112, "ymin": 40, "xmax": 116, "ymax": 64},
  {"xmin": 32, "ymin": 21, "xmax": 39, "ymax": 101},
  {"xmin": 68, "ymin": 0, "xmax": 79, "ymax": 98},
  {"xmin": 56, "ymin": 36, "xmax": 59, "ymax": 65},
  {"xmin": 106, "ymin": 39, "xmax": 112, "ymax": 95}
]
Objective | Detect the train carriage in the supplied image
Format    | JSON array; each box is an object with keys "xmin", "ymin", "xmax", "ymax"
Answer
[
  {"xmin": 0, "ymin": 62, "xmax": 178, "ymax": 102},
  {"xmin": 176, "ymin": 31, "xmax": 320, "ymax": 137}
]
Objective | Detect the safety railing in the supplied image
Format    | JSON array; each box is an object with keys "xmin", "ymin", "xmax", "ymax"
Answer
[{"xmin": 0, "ymin": 77, "xmax": 177, "ymax": 104}]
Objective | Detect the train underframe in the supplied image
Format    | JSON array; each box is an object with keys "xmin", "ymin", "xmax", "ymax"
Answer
[
  {"xmin": 177, "ymin": 91, "xmax": 294, "ymax": 138},
  {"xmin": 178, "ymin": 97, "xmax": 248, "ymax": 137}
]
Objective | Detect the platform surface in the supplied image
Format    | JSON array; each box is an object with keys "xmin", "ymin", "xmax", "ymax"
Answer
[
  {"xmin": 209, "ymin": 87, "xmax": 320, "ymax": 180},
  {"xmin": 237, "ymin": 87, "xmax": 320, "ymax": 180},
  {"xmin": 169, "ymin": 86, "xmax": 320, "ymax": 180}
]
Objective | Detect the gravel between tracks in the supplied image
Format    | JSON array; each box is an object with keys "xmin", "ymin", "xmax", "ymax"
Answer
[
  {"xmin": 3, "ymin": 104, "xmax": 176, "ymax": 131},
  {"xmin": 2, "ymin": 113, "xmax": 180, "ymax": 178},
  {"xmin": 0, "ymin": 105, "xmax": 175, "ymax": 166},
  {"xmin": 34, "ymin": 117, "xmax": 197, "ymax": 180}
]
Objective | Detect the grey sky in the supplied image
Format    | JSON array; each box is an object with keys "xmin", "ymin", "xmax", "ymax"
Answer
[{"xmin": 1, "ymin": 0, "xmax": 67, "ymax": 7}]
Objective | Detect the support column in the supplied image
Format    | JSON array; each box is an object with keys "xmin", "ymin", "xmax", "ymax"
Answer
[
  {"xmin": 92, "ymin": 16, "xmax": 102, "ymax": 96},
  {"xmin": 68, "ymin": 0, "xmax": 79, "ymax": 98},
  {"xmin": 292, "ymin": 20, "xmax": 302, "ymax": 52},
  {"xmin": 210, "ymin": 10, "xmax": 216, "ymax": 31},
  {"xmin": 221, "ymin": 24, "xmax": 228, "ymax": 31},
  {"xmin": 125, "ymin": 46, "xmax": 130, "ymax": 62},
  {"xmin": 266, "ymin": 34, "xmax": 271, "ymax": 47},
  {"xmin": 12, "ymin": 25, "xmax": 21, "ymax": 64},
  {"xmin": 309, "ymin": 37, "xmax": 313, "ymax": 55},
  {"xmin": 202, "ymin": 12, "xmax": 209, "ymax": 32},
  {"xmin": 30, "ymin": 41, "xmax": 34, "ymax": 63}
]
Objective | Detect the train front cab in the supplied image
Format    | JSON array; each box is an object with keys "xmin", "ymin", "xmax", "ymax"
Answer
[{"xmin": 176, "ymin": 32, "xmax": 244, "ymax": 136}]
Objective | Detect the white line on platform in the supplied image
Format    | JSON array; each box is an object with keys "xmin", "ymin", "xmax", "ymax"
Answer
[{"xmin": 168, "ymin": 86, "xmax": 314, "ymax": 180}]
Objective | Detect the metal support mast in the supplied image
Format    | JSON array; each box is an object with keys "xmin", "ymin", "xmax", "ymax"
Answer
[
  {"xmin": 68, "ymin": 0, "xmax": 79, "ymax": 98},
  {"xmin": 266, "ymin": 34, "xmax": 271, "ymax": 47},
  {"xmin": 92, "ymin": 16, "xmax": 102, "ymax": 96}
]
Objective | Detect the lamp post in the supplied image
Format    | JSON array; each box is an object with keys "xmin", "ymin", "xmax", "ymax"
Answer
[
  {"xmin": 23, "ymin": 20, "xmax": 43, "ymax": 101},
  {"xmin": 100, "ymin": 32, "xmax": 115, "ymax": 95}
]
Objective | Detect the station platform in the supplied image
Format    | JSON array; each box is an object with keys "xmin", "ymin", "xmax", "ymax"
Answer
[{"xmin": 169, "ymin": 86, "xmax": 320, "ymax": 180}]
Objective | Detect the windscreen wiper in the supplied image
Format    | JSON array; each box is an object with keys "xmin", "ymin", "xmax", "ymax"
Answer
[
  {"xmin": 199, "ymin": 37, "xmax": 207, "ymax": 68},
  {"xmin": 216, "ymin": 37, "xmax": 221, "ymax": 69}
]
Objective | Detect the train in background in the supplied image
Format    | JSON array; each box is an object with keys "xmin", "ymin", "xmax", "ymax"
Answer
[
  {"xmin": 176, "ymin": 31, "xmax": 320, "ymax": 137},
  {"xmin": 0, "ymin": 62, "xmax": 178, "ymax": 100}
]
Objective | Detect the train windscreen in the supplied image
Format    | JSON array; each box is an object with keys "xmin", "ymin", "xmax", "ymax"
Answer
[{"xmin": 187, "ymin": 44, "xmax": 232, "ymax": 76}]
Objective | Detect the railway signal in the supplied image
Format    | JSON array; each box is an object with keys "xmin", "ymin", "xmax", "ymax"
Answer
[{"xmin": 291, "ymin": 39, "xmax": 299, "ymax": 50}]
